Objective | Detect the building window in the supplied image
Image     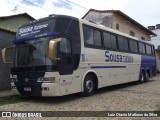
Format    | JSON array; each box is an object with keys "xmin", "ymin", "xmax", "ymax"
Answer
[
  {"xmin": 116, "ymin": 23, "xmax": 119, "ymax": 30},
  {"xmin": 129, "ymin": 31, "xmax": 135, "ymax": 37},
  {"xmin": 141, "ymin": 37, "xmax": 145, "ymax": 40}
]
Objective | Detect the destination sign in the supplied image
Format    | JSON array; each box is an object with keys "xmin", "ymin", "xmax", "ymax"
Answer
[{"xmin": 16, "ymin": 20, "xmax": 54, "ymax": 39}]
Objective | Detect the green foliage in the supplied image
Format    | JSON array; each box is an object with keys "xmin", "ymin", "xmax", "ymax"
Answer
[{"xmin": 0, "ymin": 95, "xmax": 22, "ymax": 106}]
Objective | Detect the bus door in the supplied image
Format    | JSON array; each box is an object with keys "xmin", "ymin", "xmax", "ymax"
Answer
[
  {"xmin": 57, "ymin": 38, "xmax": 74, "ymax": 95},
  {"xmin": 58, "ymin": 38, "xmax": 73, "ymax": 75}
]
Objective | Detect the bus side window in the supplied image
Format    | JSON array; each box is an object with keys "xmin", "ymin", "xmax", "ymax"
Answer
[
  {"xmin": 118, "ymin": 36, "xmax": 124, "ymax": 50},
  {"xmin": 146, "ymin": 44, "xmax": 152, "ymax": 55},
  {"xmin": 103, "ymin": 32, "xmax": 111, "ymax": 49},
  {"xmin": 124, "ymin": 38, "xmax": 129, "ymax": 51},
  {"xmin": 111, "ymin": 34, "xmax": 117, "ymax": 49},
  {"xmin": 93, "ymin": 30, "xmax": 102, "ymax": 47},
  {"xmin": 138, "ymin": 42, "xmax": 146, "ymax": 54},
  {"xmin": 151, "ymin": 46, "xmax": 155, "ymax": 55},
  {"xmin": 134, "ymin": 41, "xmax": 138, "ymax": 53},
  {"xmin": 129, "ymin": 40, "xmax": 138, "ymax": 53},
  {"xmin": 83, "ymin": 26, "xmax": 94, "ymax": 46}
]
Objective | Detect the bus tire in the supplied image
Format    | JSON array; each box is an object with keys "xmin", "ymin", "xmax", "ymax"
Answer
[
  {"xmin": 139, "ymin": 71, "xmax": 145, "ymax": 83},
  {"xmin": 144, "ymin": 72, "xmax": 149, "ymax": 82},
  {"xmin": 83, "ymin": 74, "xmax": 96, "ymax": 96}
]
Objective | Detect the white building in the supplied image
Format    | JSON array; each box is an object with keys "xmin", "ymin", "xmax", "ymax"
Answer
[
  {"xmin": 149, "ymin": 24, "xmax": 160, "ymax": 72},
  {"xmin": 149, "ymin": 24, "xmax": 160, "ymax": 49}
]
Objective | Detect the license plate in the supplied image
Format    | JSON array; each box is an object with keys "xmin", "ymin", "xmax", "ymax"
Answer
[{"xmin": 24, "ymin": 87, "xmax": 31, "ymax": 91}]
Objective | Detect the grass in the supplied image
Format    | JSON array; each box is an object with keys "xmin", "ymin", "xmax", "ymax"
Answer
[{"xmin": 0, "ymin": 95, "xmax": 22, "ymax": 106}]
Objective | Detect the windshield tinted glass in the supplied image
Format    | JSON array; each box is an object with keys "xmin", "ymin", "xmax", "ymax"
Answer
[{"xmin": 14, "ymin": 36, "xmax": 55, "ymax": 67}]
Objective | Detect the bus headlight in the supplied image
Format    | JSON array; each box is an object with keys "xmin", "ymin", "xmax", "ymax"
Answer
[{"xmin": 37, "ymin": 77, "xmax": 56, "ymax": 83}]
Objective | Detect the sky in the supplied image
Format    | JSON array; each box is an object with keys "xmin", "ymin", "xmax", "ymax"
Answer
[{"xmin": 0, "ymin": 0, "xmax": 160, "ymax": 27}]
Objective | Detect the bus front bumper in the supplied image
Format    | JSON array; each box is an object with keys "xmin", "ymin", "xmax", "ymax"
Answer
[{"xmin": 12, "ymin": 82, "xmax": 60, "ymax": 97}]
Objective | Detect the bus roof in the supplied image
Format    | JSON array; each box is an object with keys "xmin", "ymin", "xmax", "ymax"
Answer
[
  {"xmin": 18, "ymin": 14, "xmax": 154, "ymax": 46},
  {"xmin": 19, "ymin": 14, "xmax": 78, "ymax": 28}
]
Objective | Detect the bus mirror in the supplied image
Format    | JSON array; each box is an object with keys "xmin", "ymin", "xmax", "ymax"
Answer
[
  {"xmin": 1, "ymin": 46, "xmax": 13, "ymax": 64},
  {"xmin": 48, "ymin": 38, "xmax": 61, "ymax": 60}
]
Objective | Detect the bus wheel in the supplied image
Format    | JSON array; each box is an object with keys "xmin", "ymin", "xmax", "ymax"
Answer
[
  {"xmin": 139, "ymin": 72, "xmax": 145, "ymax": 83},
  {"xmin": 83, "ymin": 74, "xmax": 96, "ymax": 96},
  {"xmin": 144, "ymin": 72, "xmax": 149, "ymax": 82}
]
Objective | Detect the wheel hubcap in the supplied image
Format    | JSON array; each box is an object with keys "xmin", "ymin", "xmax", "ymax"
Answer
[
  {"xmin": 146, "ymin": 74, "xmax": 149, "ymax": 80},
  {"xmin": 86, "ymin": 80, "xmax": 93, "ymax": 92}
]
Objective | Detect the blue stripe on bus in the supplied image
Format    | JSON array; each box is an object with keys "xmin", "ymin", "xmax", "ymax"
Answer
[
  {"xmin": 14, "ymin": 32, "xmax": 59, "ymax": 43},
  {"xmin": 138, "ymin": 55, "xmax": 157, "ymax": 80},
  {"xmin": 91, "ymin": 66, "xmax": 126, "ymax": 69}
]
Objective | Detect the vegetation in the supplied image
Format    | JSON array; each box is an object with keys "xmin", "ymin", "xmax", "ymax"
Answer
[{"xmin": 0, "ymin": 95, "xmax": 22, "ymax": 106}]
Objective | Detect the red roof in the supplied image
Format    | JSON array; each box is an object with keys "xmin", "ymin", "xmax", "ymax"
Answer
[{"xmin": 82, "ymin": 9, "xmax": 156, "ymax": 36}]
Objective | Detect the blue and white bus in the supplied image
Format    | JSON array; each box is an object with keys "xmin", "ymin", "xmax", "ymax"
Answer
[{"xmin": 2, "ymin": 14, "xmax": 156, "ymax": 97}]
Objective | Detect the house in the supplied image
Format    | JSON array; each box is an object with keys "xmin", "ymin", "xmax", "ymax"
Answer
[
  {"xmin": 0, "ymin": 13, "xmax": 35, "ymax": 90},
  {"xmin": 82, "ymin": 9, "xmax": 156, "ymax": 40},
  {"xmin": 149, "ymin": 24, "xmax": 160, "ymax": 72},
  {"xmin": 148, "ymin": 24, "xmax": 160, "ymax": 49},
  {"xmin": 156, "ymin": 47, "xmax": 160, "ymax": 72}
]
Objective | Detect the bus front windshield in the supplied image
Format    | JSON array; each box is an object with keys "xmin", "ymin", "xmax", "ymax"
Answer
[{"xmin": 14, "ymin": 36, "xmax": 55, "ymax": 68}]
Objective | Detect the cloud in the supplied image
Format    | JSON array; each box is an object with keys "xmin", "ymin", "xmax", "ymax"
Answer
[
  {"xmin": 1, "ymin": 0, "xmax": 160, "ymax": 27},
  {"xmin": 52, "ymin": 0, "xmax": 72, "ymax": 10},
  {"xmin": 21, "ymin": 0, "xmax": 45, "ymax": 7}
]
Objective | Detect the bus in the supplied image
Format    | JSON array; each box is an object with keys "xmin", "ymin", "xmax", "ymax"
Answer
[{"xmin": 2, "ymin": 14, "xmax": 156, "ymax": 97}]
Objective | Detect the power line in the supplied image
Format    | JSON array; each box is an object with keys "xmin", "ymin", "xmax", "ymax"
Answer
[
  {"xmin": 46, "ymin": 0, "xmax": 88, "ymax": 16},
  {"xmin": 47, "ymin": 0, "xmax": 89, "ymax": 10},
  {"xmin": 5, "ymin": 0, "xmax": 88, "ymax": 18},
  {"xmin": 65, "ymin": 0, "xmax": 89, "ymax": 10},
  {"xmin": 19, "ymin": 0, "xmax": 57, "ymax": 14}
]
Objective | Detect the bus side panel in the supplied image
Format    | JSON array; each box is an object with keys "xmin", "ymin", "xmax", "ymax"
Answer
[
  {"xmin": 129, "ymin": 54, "xmax": 141, "ymax": 82},
  {"xmin": 80, "ymin": 48, "xmax": 142, "ymax": 88}
]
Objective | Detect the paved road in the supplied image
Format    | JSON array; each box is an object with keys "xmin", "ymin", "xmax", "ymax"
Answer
[{"xmin": 0, "ymin": 74, "xmax": 160, "ymax": 120}]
